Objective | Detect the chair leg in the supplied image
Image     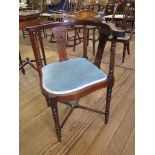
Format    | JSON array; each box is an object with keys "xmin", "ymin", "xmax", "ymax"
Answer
[
  {"xmin": 93, "ymin": 28, "xmax": 95, "ymax": 56},
  {"xmin": 105, "ymin": 87, "xmax": 112, "ymax": 124},
  {"xmin": 127, "ymin": 42, "xmax": 130, "ymax": 55},
  {"xmin": 73, "ymin": 28, "xmax": 77, "ymax": 51},
  {"xmin": 87, "ymin": 29, "xmax": 89, "ymax": 46},
  {"xmin": 19, "ymin": 51, "xmax": 25, "ymax": 74},
  {"xmin": 50, "ymin": 32, "xmax": 55, "ymax": 42},
  {"xmin": 22, "ymin": 30, "xmax": 25, "ymax": 39},
  {"xmin": 50, "ymin": 98, "xmax": 61, "ymax": 142},
  {"xmin": 43, "ymin": 29, "xmax": 47, "ymax": 38},
  {"xmin": 122, "ymin": 43, "xmax": 127, "ymax": 63}
]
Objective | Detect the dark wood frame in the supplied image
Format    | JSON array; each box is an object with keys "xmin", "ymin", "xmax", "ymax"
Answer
[{"xmin": 27, "ymin": 10, "xmax": 125, "ymax": 142}]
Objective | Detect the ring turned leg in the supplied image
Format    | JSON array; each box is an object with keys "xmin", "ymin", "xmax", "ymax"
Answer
[
  {"xmin": 50, "ymin": 98, "xmax": 61, "ymax": 142},
  {"xmin": 105, "ymin": 87, "xmax": 112, "ymax": 124}
]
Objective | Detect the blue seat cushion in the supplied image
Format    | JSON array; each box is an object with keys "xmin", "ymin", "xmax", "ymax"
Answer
[{"xmin": 42, "ymin": 58, "xmax": 107, "ymax": 94}]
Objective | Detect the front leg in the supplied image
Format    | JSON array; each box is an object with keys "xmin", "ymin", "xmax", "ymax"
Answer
[
  {"xmin": 105, "ymin": 87, "xmax": 112, "ymax": 124},
  {"xmin": 50, "ymin": 97, "xmax": 61, "ymax": 142}
]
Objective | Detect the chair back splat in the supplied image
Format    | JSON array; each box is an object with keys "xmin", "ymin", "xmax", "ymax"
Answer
[{"xmin": 27, "ymin": 10, "xmax": 125, "ymax": 142}]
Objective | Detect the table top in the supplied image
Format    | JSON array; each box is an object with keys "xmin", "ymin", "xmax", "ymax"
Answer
[
  {"xmin": 41, "ymin": 13, "xmax": 52, "ymax": 17},
  {"xmin": 19, "ymin": 10, "xmax": 40, "ymax": 22},
  {"xmin": 19, "ymin": 10, "xmax": 40, "ymax": 16},
  {"xmin": 41, "ymin": 13, "xmax": 64, "ymax": 19},
  {"xmin": 104, "ymin": 14, "xmax": 134, "ymax": 20},
  {"xmin": 19, "ymin": 3, "xmax": 28, "ymax": 8}
]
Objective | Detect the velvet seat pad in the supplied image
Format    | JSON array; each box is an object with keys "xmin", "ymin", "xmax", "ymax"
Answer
[{"xmin": 42, "ymin": 58, "xmax": 107, "ymax": 94}]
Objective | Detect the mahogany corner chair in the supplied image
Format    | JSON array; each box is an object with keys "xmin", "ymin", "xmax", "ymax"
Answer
[{"xmin": 27, "ymin": 10, "xmax": 125, "ymax": 142}]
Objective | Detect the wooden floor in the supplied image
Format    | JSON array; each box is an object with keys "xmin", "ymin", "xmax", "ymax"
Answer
[{"xmin": 19, "ymin": 31, "xmax": 135, "ymax": 155}]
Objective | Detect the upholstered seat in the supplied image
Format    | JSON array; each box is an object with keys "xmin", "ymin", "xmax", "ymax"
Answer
[
  {"xmin": 27, "ymin": 10, "xmax": 124, "ymax": 141},
  {"xmin": 42, "ymin": 58, "xmax": 107, "ymax": 94}
]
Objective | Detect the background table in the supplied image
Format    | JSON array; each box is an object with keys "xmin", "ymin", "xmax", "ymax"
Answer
[{"xmin": 19, "ymin": 10, "xmax": 46, "ymax": 73}]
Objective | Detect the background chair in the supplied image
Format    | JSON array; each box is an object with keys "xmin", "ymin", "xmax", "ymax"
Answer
[
  {"xmin": 72, "ymin": 1, "xmax": 104, "ymax": 55},
  {"xmin": 78, "ymin": 1, "xmax": 116, "ymax": 56},
  {"xmin": 104, "ymin": 2, "xmax": 116, "ymax": 16},
  {"xmin": 19, "ymin": 10, "xmax": 47, "ymax": 74},
  {"xmin": 27, "ymin": 10, "xmax": 125, "ymax": 142},
  {"xmin": 71, "ymin": 9, "xmax": 100, "ymax": 55},
  {"xmin": 107, "ymin": 0, "xmax": 135, "ymax": 62}
]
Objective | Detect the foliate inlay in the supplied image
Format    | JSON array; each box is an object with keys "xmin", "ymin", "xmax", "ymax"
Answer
[{"xmin": 75, "ymin": 10, "xmax": 98, "ymax": 20}]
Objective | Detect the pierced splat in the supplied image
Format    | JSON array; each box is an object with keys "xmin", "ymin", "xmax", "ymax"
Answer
[{"xmin": 52, "ymin": 26, "xmax": 68, "ymax": 61}]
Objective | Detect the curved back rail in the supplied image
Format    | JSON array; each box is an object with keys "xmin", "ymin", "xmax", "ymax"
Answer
[{"xmin": 27, "ymin": 10, "xmax": 125, "ymax": 99}]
